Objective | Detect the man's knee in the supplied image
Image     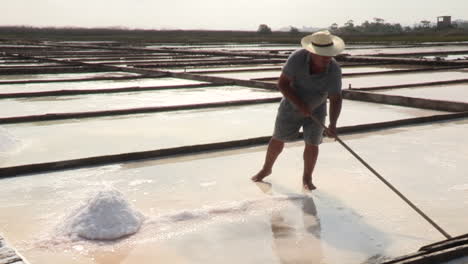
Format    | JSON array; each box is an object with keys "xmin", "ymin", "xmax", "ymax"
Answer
[
  {"xmin": 304, "ymin": 143, "xmax": 319, "ymax": 153},
  {"xmin": 270, "ymin": 137, "xmax": 285, "ymax": 151}
]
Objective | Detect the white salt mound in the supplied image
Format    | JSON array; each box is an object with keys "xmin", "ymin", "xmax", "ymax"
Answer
[{"xmin": 63, "ymin": 189, "xmax": 144, "ymax": 240}]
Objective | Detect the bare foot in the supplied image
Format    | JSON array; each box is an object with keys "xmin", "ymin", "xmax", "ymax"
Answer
[
  {"xmin": 303, "ymin": 181, "xmax": 317, "ymax": 191},
  {"xmin": 251, "ymin": 169, "xmax": 271, "ymax": 182}
]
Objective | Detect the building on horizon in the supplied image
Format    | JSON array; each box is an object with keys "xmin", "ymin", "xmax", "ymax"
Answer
[{"xmin": 437, "ymin": 16, "xmax": 452, "ymax": 29}]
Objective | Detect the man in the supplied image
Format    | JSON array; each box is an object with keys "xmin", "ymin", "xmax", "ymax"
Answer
[{"xmin": 251, "ymin": 30, "xmax": 345, "ymax": 191}]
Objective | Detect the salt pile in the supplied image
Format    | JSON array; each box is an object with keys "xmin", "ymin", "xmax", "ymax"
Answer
[
  {"xmin": 62, "ymin": 188, "xmax": 144, "ymax": 240},
  {"xmin": 0, "ymin": 127, "xmax": 20, "ymax": 153}
]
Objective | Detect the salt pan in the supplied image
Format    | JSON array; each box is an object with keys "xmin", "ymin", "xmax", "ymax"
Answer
[
  {"xmin": 63, "ymin": 189, "xmax": 144, "ymax": 240},
  {"xmin": 0, "ymin": 127, "xmax": 20, "ymax": 153}
]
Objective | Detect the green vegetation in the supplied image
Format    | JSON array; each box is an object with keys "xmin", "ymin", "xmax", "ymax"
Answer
[
  {"xmin": 257, "ymin": 24, "xmax": 272, "ymax": 35},
  {"xmin": 1, "ymin": 25, "xmax": 468, "ymax": 44},
  {"xmin": 329, "ymin": 17, "xmax": 468, "ymax": 35}
]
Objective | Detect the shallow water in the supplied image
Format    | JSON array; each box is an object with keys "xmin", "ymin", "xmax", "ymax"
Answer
[
  {"xmin": 0, "ymin": 63, "xmax": 62, "ymax": 67},
  {"xmin": 345, "ymin": 45, "xmax": 468, "ymax": 56},
  {"xmin": 0, "ymin": 86, "xmax": 277, "ymax": 118},
  {"xmin": 343, "ymin": 71, "xmax": 468, "ymax": 89},
  {"xmin": 374, "ymin": 84, "xmax": 468, "ymax": 103},
  {"xmin": 423, "ymin": 54, "xmax": 468, "ymax": 60},
  {"xmin": 1, "ymin": 41, "xmax": 467, "ymax": 264},
  {"xmin": 201, "ymin": 66, "xmax": 419, "ymax": 80},
  {"xmin": 0, "ymin": 72, "xmax": 139, "ymax": 82},
  {"xmin": 0, "ymin": 100, "xmax": 446, "ymax": 167},
  {"xmin": 0, "ymin": 77, "xmax": 203, "ymax": 94}
]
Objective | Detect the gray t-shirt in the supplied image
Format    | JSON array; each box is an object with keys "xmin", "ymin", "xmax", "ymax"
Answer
[{"xmin": 281, "ymin": 49, "xmax": 342, "ymax": 116}]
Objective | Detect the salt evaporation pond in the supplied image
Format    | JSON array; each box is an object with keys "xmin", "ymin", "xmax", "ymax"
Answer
[
  {"xmin": 374, "ymin": 84, "xmax": 468, "ymax": 103},
  {"xmin": 0, "ymin": 71, "xmax": 140, "ymax": 82},
  {"xmin": 203, "ymin": 70, "xmax": 281, "ymax": 80},
  {"xmin": 0, "ymin": 101, "xmax": 448, "ymax": 167},
  {"xmin": 201, "ymin": 65, "xmax": 421, "ymax": 80},
  {"xmin": 0, "ymin": 120, "xmax": 467, "ymax": 264},
  {"xmin": 160, "ymin": 65, "xmax": 282, "ymax": 73},
  {"xmin": 0, "ymin": 127, "xmax": 21, "ymax": 153},
  {"xmin": 0, "ymin": 86, "xmax": 277, "ymax": 118},
  {"xmin": 423, "ymin": 54, "xmax": 468, "ymax": 60},
  {"xmin": 83, "ymin": 56, "xmax": 236, "ymax": 64},
  {"xmin": 0, "ymin": 77, "xmax": 204, "ymax": 94},
  {"xmin": 344, "ymin": 44, "xmax": 468, "ymax": 56},
  {"xmin": 0, "ymin": 62, "xmax": 62, "ymax": 67},
  {"xmin": 343, "ymin": 71, "xmax": 468, "ymax": 89}
]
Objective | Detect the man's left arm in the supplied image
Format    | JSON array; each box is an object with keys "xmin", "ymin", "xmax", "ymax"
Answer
[{"xmin": 326, "ymin": 93, "xmax": 342, "ymax": 138}]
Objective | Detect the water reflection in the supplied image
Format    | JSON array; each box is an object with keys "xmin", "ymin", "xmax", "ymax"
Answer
[
  {"xmin": 88, "ymin": 244, "xmax": 133, "ymax": 264},
  {"xmin": 255, "ymin": 182, "xmax": 323, "ymax": 263}
]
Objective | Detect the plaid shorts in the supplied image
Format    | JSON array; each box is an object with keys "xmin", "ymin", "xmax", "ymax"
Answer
[{"xmin": 272, "ymin": 99, "xmax": 326, "ymax": 145}]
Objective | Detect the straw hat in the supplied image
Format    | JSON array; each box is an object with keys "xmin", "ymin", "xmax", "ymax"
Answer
[{"xmin": 301, "ymin": 30, "xmax": 345, "ymax": 57}]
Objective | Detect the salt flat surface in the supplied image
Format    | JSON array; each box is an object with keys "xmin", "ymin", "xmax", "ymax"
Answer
[
  {"xmin": 0, "ymin": 72, "xmax": 139, "ymax": 82},
  {"xmin": 345, "ymin": 45, "xmax": 468, "ymax": 56},
  {"xmin": 160, "ymin": 65, "xmax": 282, "ymax": 73},
  {"xmin": 0, "ymin": 100, "xmax": 446, "ymax": 167},
  {"xmin": 0, "ymin": 119, "xmax": 466, "ymax": 264},
  {"xmin": 423, "ymin": 54, "xmax": 468, "ymax": 60},
  {"xmin": 146, "ymin": 44, "xmax": 297, "ymax": 51},
  {"xmin": 0, "ymin": 86, "xmax": 278, "ymax": 118},
  {"xmin": 202, "ymin": 66, "xmax": 419, "ymax": 80},
  {"xmin": 342, "ymin": 65, "xmax": 417, "ymax": 74},
  {"xmin": 84, "ymin": 57, "xmax": 236, "ymax": 64},
  {"xmin": 0, "ymin": 77, "xmax": 203, "ymax": 94},
  {"xmin": 0, "ymin": 63, "xmax": 62, "ymax": 67},
  {"xmin": 0, "ymin": 127, "xmax": 21, "ymax": 153},
  {"xmin": 343, "ymin": 71, "xmax": 468, "ymax": 89},
  {"xmin": 204, "ymin": 70, "xmax": 281, "ymax": 80},
  {"xmin": 374, "ymin": 84, "xmax": 468, "ymax": 103}
]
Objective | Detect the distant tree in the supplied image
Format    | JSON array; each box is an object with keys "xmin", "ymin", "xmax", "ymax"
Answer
[
  {"xmin": 453, "ymin": 19, "xmax": 468, "ymax": 30},
  {"xmin": 392, "ymin": 23, "xmax": 404, "ymax": 33},
  {"xmin": 361, "ymin": 20, "xmax": 370, "ymax": 29},
  {"xmin": 348, "ymin": 19, "xmax": 404, "ymax": 34},
  {"xmin": 329, "ymin": 23, "xmax": 339, "ymax": 32},
  {"xmin": 373, "ymin": 17, "xmax": 385, "ymax": 24},
  {"xmin": 341, "ymin": 20, "xmax": 356, "ymax": 33},
  {"xmin": 257, "ymin": 24, "xmax": 272, "ymax": 34},
  {"xmin": 421, "ymin": 20, "xmax": 431, "ymax": 28},
  {"xmin": 289, "ymin": 26, "xmax": 299, "ymax": 34},
  {"xmin": 344, "ymin": 20, "xmax": 354, "ymax": 29}
]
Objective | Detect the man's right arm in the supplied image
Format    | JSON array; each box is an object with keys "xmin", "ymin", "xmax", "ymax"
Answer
[{"xmin": 277, "ymin": 73, "xmax": 310, "ymax": 117}]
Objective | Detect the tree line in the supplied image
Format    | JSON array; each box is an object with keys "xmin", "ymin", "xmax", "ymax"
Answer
[{"xmin": 257, "ymin": 18, "xmax": 468, "ymax": 34}]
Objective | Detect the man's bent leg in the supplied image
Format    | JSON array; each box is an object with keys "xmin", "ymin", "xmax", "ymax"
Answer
[
  {"xmin": 251, "ymin": 137, "xmax": 284, "ymax": 182},
  {"xmin": 303, "ymin": 143, "xmax": 319, "ymax": 190}
]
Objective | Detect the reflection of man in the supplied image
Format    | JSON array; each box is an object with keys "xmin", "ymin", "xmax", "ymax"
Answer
[
  {"xmin": 253, "ymin": 182, "xmax": 323, "ymax": 263},
  {"xmin": 270, "ymin": 195, "xmax": 323, "ymax": 263},
  {"xmin": 252, "ymin": 30, "xmax": 345, "ymax": 190},
  {"xmin": 91, "ymin": 245, "xmax": 132, "ymax": 264}
]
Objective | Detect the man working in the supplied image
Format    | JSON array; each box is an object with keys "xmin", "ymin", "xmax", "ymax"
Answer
[{"xmin": 251, "ymin": 30, "xmax": 345, "ymax": 191}]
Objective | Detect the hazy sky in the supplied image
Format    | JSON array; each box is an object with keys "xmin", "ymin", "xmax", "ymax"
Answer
[{"xmin": 3, "ymin": 0, "xmax": 467, "ymax": 30}]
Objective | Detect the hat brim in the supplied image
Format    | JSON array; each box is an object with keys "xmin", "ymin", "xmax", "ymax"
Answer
[{"xmin": 301, "ymin": 34, "xmax": 345, "ymax": 57}]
